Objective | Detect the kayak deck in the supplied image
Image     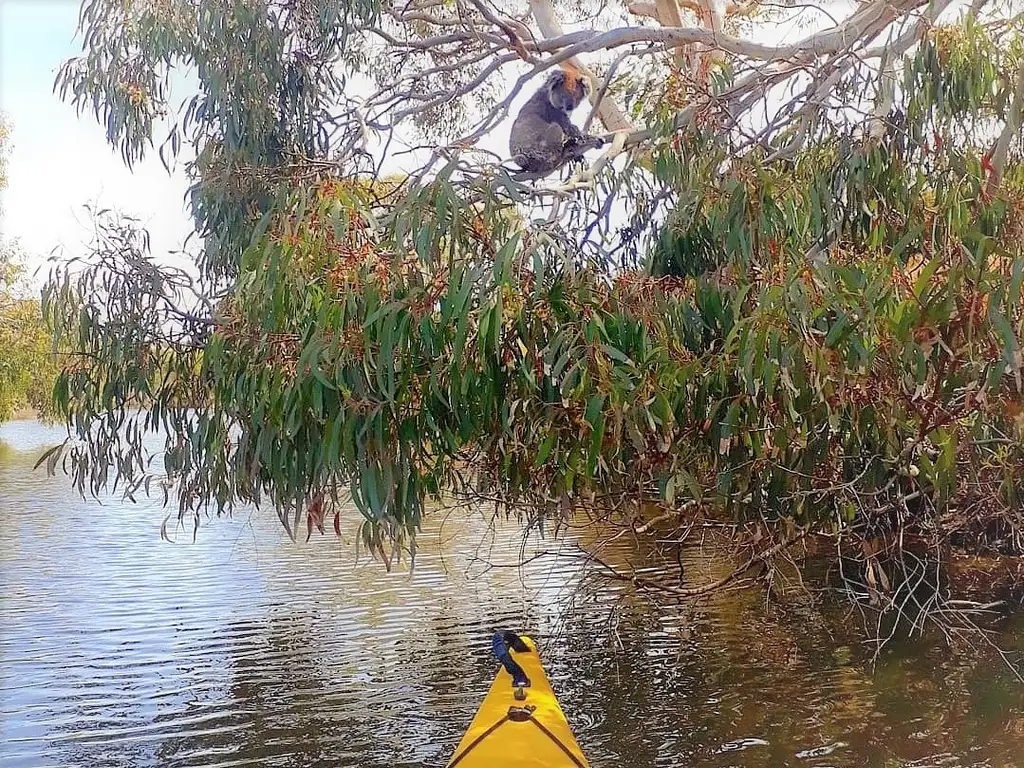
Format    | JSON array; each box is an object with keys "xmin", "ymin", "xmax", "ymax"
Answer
[{"xmin": 447, "ymin": 634, "xmax": 590, "ymax": 768}]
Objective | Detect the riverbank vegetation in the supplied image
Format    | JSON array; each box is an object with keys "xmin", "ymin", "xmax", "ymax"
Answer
[
  {"xmin": 0, "ymin": 247, "xmax": 59, "ymax": 422},
  {"xmin": 0, "ymin": 119, "xmax": 59, "ymax": 422},
  {"xmin": 39, "ymin": 0, "xmax": 1024, "ymax": 651}
]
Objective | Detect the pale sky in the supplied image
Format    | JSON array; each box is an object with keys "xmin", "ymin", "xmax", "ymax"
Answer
[{"xmin": 1, "ymin": 1, "xmax": 194, "ymax": 288}]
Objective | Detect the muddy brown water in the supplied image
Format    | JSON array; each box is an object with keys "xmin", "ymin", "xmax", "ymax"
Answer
[{"xmin": 1, "ymin": 419, "xmax": 1022, "ymax": 767}]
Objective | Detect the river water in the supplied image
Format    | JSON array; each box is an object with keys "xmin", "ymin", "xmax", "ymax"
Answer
[{"xmin": 1, "ymin": 419, "xmax": 1022, "ymax": 767}]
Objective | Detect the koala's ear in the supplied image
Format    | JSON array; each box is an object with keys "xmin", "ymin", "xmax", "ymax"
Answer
[
  {"xmin": 575, "ymin": 79, "xmax": 589, "ymax": 103},
  {"xmin": 546, "ymin": 69, "xmax": 567, "ymax": 94}
]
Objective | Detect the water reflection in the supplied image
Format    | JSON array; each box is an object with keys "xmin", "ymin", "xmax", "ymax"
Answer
[{"xmin": 1, "ymin": 419, "xmax": 1022, "ymax": 767}]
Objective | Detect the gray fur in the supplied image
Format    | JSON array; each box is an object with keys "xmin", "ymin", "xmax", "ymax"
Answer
[{"xmin": 508, "ymin": 70, "xmax": 606, "ymax": 175}]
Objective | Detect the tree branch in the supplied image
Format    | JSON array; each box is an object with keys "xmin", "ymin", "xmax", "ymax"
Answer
[
  {"xmin": 986, "ymin": 59, "xmax": 1024, "ymax": 197},
  {"xmin": 628, "ymin": 0, "xmax": 752, "ymax": 18}
]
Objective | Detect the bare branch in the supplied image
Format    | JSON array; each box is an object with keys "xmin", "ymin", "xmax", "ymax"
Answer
[
  {"xmin": 627, "ymin": 2, "xmax": 663, "ymax": 21},
  {"xmin": 466, "ymin": 0, "xmax": 535, "ymax": 62},
  {"xmin": 628, "ymin": 0, "xmax": 752, "ymax": 17},
  {"xmin": 986, "ymin": 59, "xmax": 1024, "ymax": 196},
  {"xmin": 582, "ymin": 49, "xmax": 633, "ymax": 134}
]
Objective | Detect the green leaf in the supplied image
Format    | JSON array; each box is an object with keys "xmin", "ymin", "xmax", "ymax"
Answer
[
  {"xmin": 601, "ymin": 344, "xmax": 633, "ymax": 365},
  {"xmin": 825, "ymin": 313, "xmax": 851, "ymax": 347},
  {"xmin": 363, "ymin": 300, "xmax": 404, "ymax": 329},
  {"xmin": 535, "ymin": 431, "xmax": 556, "ymax": 466}
]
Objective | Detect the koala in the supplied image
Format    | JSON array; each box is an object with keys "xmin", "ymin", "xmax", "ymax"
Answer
[{"xmin": 508, "ymin": 69, "xmax": 606, "ymax": 175}]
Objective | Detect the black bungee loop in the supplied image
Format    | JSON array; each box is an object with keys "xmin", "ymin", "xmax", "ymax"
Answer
[{"xmin": 491, "ymin": 630, "xmax": 531, "ymax": 688}]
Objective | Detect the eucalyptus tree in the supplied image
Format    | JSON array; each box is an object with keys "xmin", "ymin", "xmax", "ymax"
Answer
[{"xmin": 43, "ymin": 0, "xmax": 1024, "ymax": 608}]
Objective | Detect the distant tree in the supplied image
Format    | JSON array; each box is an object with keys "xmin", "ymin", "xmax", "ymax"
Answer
[{"xmin": 0, "ymin": 247, "xmax": 59, "ymax": 422}]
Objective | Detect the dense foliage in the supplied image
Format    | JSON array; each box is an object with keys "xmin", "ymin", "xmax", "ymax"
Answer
[{"xmin": 43, "ymin": 0, "xmax": 1024, "ymax": 587}]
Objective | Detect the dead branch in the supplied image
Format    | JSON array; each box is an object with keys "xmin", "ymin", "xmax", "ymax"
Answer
[{"xmin": 634, "ymin": 500, "xmax": 700, "ymax": 534}]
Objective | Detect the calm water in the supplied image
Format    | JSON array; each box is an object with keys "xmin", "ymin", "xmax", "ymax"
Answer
[{"xmin": 1, "ymin": 419, "xmax": 1023, "ymax": 768}]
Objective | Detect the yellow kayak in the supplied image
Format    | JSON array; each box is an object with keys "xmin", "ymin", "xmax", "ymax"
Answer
[{"xmin": 446, "ymin": 631, "xmax": 590, "ymax": 768}]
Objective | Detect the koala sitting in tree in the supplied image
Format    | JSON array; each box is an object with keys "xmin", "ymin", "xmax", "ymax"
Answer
[{"xmin": 508, "ymin": 68, "xmax": 607, "ymax": 175}]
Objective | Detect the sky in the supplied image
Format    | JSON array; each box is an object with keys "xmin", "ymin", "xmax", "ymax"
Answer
[{"xmin": 0, "ymin": 1, "xmax": 194, "ymax": 287}]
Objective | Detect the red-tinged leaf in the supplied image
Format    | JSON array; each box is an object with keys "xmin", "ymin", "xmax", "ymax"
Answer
[
  {"xmin": 306, "ymin": 493, "xmax": 326, "ymax": 542},
  {"xmin": 333, "ymin": 511, "xmax": 341, "ymax": 536}
]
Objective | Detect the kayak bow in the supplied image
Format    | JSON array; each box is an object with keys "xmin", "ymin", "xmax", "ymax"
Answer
[{"xmin": 447, "ymin": 631, "xmax": 590, "ymax": 768}]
